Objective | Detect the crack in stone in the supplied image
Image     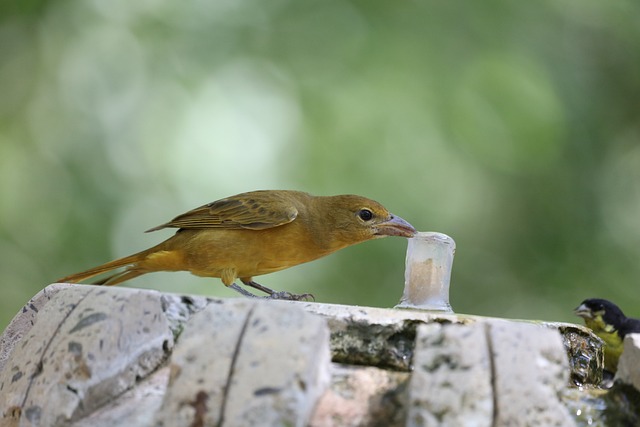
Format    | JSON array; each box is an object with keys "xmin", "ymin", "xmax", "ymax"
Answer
[
  {"xmin": 20, "ymin": 288, "xmax": 97, "ymax": 408},
  {"xmin": 484, "ymin": 323, "xmax": 498, "ymax": 427},
  {"xmin": 216, "ymin": 304, "xmax": 256, "ymax": 427}
]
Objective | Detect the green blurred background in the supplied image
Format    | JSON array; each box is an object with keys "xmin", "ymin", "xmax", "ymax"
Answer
[{"xmin": 2, "ymin": 0, "xmax": 640, "ymax": 330}]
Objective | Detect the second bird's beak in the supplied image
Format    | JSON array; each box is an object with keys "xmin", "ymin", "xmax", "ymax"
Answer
[
  {"xmin": 574, "ymin": 304, "xmax": 592, "ymax": 319},
  {"xmin": 375, "ymin": 214, "xmax": 417, "ymax": 238}
]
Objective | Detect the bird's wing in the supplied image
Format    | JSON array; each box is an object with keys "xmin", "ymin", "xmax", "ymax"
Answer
[{"xmin": 146, "ymin": 192, "xmax": 299, "ymax": 232}]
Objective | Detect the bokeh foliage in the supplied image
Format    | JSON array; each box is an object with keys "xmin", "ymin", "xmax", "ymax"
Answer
[{"xmin": 2, "ymin": 0, "xmax": 640, "ymax": 329}]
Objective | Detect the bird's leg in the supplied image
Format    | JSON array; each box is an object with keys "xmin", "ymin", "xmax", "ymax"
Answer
[
  {"xmin": 228, "ymin": 283, "xmax": 262, "ymax": 298},
  {"xmin": 241, "ymin": 279, "xmax": 279, "ymax": 295},
  {"xmin": 240, "ymin": 279, "xmax": 315, "ymax": 301}
]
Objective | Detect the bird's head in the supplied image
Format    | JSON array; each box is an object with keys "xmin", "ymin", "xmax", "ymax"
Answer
[
  {"xmin": 318, "ymin": 195, "xmax": 416, "ymax": 249},
  {"xmin": 574, "ymin": 298, "xmax": 626, "ymax": 333}
]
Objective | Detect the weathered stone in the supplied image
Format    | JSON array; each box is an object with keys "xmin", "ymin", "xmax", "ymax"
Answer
[
  {"xmin": 303, "ymin": 303, "xmax": 603, "ymax": 387},
  {"xmin": 407, "ymin": 323, "xmax": 493, "ymax": 427},
  {"xmin": 153, "ymin": 299, "xmax": 255, "ymax": 427},
  {"xmin": 154, "ymin": 299, "xmax": 330, "ymax": 427},
  {"xmin": 0, "ymin": 285, "xmax": 621, "ymax": 426},
  {"xmin": 224, "ymin": 301, "xmax": 330, "ymax": 426},
  {"xmin": 73, "ymin": 366, "xmax": 170, "ymax": 427},
  {"xmin": 159, "ymin": 293, "xmax": 210, "ymax": 338},
  {"xmin": 303, "ymin": 303, "xmax": 465, "ymax": 371},
  {"xmin": 0, "ymin": 284, "xmax": 75, "ymax": 374},
  {"xmin": 615, "ymin": 333, "xmax": 640, "ymax": 390},
  {"xmin": 0, "ymin": 286, "xmax": 173, "ymax": 427},
  {"xmin": 405, "ymin": 321, "xmax": 577, "ymax": 427},
  {"xmin": 310, "ymin": 364, "xmax": 408, "ymax": 427},
  {"xmin": 489, "ymin": 321, "xmax": 575, "ymax": 427}
]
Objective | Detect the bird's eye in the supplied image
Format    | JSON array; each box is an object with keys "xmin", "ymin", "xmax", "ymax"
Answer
[{"xmin": 358, "ymin": 209, "xmax": 374, "ymax": 221}]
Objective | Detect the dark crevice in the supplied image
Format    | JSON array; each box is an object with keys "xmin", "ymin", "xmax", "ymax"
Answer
[
  {"xmin": 216, "ymin": 305, "xmax": 256, "ymax": 427},
  {"xmin": 484, "ymin": 323, "xmax": 498, "ymax": 427}
]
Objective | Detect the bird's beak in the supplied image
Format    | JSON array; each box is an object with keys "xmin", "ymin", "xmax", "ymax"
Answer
[
  {"xmin": 375, "ymin": 214, "xmax": 417, "ymax": 238},
  {"xmin": 574, "ymin": 304, "xmax": 592, "ymax": 319}
]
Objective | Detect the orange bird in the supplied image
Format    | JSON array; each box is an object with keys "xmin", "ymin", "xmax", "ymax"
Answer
[{"xmin": 57, "ymin": 190, "xmax": 416, "ymax": 299}]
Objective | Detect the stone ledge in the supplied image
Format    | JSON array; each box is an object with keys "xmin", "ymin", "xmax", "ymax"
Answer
[{"xmin": 0, "ymin": 284, "xmax": 623, "ymax": 427}]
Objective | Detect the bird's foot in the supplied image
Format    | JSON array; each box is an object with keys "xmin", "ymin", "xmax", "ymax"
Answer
[
  {"xmin": 229, "ymin": 282, "xmax": 315, "ymax": 301},
  {"xmin": 239, "ymin": 279, "xmax": 315, "ymax": 301},
  {"xmin": 268, "ymin": 291, "xmax": 315, "ymax": 302}
]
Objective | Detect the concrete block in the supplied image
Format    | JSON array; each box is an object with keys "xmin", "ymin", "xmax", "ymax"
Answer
[
  {"xmin": 0, "ymin": 285, "xmax": 173, "ymax": 426},
  {"xmin": 615, "ymin": 333, "xmax": 640, "ymax": 390},
  {"xmin": 154, "ymin": 299, "xmax": 330, "ymax": 427},
  {"xmin": 310, "ymin": 364, "xmax": 408, "ymax": 427},
  {"xmin": 407, "ymin": 323, "xmax": 493, "ymax": 427},
  {"xmin": 407, "ymin": 321, "xmax": 576, "ymax": 427},
  {"xmin": 489, "ymin": 321, "xmax": 575, "ymax": 427},
  {"xmin": 153, "ymin": 299, "xmax": 256, "ymax": 427}
]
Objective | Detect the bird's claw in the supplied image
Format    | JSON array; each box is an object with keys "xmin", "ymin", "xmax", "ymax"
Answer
[{"xmin": 268, "ymin": 291, "xmax": 315, "ymax": 302}]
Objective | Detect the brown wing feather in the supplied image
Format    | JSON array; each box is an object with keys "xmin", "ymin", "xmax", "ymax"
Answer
[{"xmin": 146, "ymin": 190, "xmax": 301, "ymax": 232}]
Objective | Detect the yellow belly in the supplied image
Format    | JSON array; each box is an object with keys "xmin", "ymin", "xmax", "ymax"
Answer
[{"xmin": 157, "ymin": 226, "xmax": 336, "ymax": 284}]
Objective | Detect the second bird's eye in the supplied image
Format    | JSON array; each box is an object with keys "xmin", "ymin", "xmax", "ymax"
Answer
[{"xmin": 358, "ymin": 209, "xmax": 374, "ymax": 221}]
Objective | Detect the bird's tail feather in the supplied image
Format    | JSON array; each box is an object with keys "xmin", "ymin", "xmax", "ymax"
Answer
[
  {"xmin": 56, "ymin": 249, "xmax": 150, "ymax": 286},
  {"xmin": 91, "ymin": 269, "xmax": 146, "ymax": 286}
]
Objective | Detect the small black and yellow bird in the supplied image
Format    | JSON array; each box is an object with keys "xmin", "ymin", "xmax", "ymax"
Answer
[
  {"xmin": 574, "ymin": 298, "xmax": 640, "ymax": 373},
  {"xmin": 57, "ymin": 190, "xmax": 416, "ymax": 300}
]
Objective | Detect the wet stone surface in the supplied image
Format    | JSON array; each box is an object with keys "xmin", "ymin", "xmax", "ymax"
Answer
[{"xmin": 559, "ymin": 325, "xmax": 605, "ymax": 387}]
